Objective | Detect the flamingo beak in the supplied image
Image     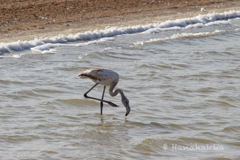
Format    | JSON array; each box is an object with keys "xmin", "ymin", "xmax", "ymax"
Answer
[{"xmin": 125, "ymin": 103, "xmax": 131, "ymax": 116}]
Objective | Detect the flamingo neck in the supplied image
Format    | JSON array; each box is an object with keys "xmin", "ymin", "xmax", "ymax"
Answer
[{"xmin": 109, "ymin": 81, "xmax": 125, "ymax": 99}]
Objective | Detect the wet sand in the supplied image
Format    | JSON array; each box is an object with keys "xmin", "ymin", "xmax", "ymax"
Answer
[{"xmin": 1, "ymin": 0, "xmax": 240, "ymax": 42}]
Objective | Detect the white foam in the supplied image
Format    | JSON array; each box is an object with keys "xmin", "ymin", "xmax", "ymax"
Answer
[
  {"xmin": 205, "ymin": 20, "xmax": 231, "ymax": 26},
  {"xmin": 41, "ymin": 49, "xmax": 57, "ymax": 54},
  {"xmin": 30, "ymin": 37, "xmax": 114, "ymax": 53},
  {"xmin": 31, "ymin": 43, "xmax": 62, "ymax": 53},
  {"xmin": 0, "ymin": 10, "xmax": 240, "ymax": 55},
  {"xmin": 133, "ymin": 30, "xmax": 226, "ymax": 46}
]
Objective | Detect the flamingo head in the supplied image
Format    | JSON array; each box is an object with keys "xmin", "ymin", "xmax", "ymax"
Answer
[{"xmin": 122, "ymin": 97, "xmax": 130, "ymax": 116}]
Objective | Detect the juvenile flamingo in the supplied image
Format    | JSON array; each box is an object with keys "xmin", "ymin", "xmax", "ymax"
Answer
[{"xmin": 78, "ymin": 67, "xmax": 131, "ymax": 116}]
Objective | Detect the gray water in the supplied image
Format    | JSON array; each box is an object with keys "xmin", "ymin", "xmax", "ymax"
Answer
[{"xmin": 1, "ymin": 15, "xmax": 240, "ymax": 159}]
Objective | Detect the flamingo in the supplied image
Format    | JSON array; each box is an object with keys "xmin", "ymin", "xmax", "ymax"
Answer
[{"xmin": 78, "ymin": 67, "xmax": 131, "ymax": 116}]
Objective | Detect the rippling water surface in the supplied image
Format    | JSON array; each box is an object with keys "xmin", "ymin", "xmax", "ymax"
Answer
[{"xmin": 1, "ymin": 13, "xmax": 240, "ymax": 159}]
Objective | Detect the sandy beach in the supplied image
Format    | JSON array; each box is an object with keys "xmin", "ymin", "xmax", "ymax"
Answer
[{"xmin": 1, "ymin": 0, "xmax": 240, "ymax": 42}]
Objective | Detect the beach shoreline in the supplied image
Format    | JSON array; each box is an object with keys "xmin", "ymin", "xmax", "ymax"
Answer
[{"xmin": 1, "ymin": 0, "xmax": 240, "ymax": 43}]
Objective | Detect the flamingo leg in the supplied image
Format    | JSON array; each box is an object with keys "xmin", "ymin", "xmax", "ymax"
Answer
[
  {"xmin": 84, "ymin": 83, "xmax": 119, "ymax": 107},
  {"xmin": 84, "ymin": 82, "xmax": 99, "ymax": 96},
  {"xmin": 100, "ymin": 86, "xmax": 106, "ymax": 115}
]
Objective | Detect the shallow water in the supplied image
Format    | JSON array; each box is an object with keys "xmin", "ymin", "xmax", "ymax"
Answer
[{"xmin": 1, "ymin": 11, "xmax": 240, "ymax": 159}]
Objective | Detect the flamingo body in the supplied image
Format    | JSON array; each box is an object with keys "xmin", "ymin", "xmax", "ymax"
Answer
[{"xmin": 79, "ymin": 67, "xmax": 119, "ymax": 86}]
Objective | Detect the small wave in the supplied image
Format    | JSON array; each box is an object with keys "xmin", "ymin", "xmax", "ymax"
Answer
[
  {"xmin": 134, "ymin": 30, "xmax": 224, "ymax": 46},
  {"xmin": 221, "ymin": 126, "xmax": 240, "ymax": 133},
  {"xmin": 0, "ymin": 10, "xmax": 240, "ymax": 56},
  {"xmin": 206, "ymin": 100, "xmax": 237, "ymax": 107},
  {"xmin": 134, "ymin": 138, "xmax": 162, "ymax": 153}
]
